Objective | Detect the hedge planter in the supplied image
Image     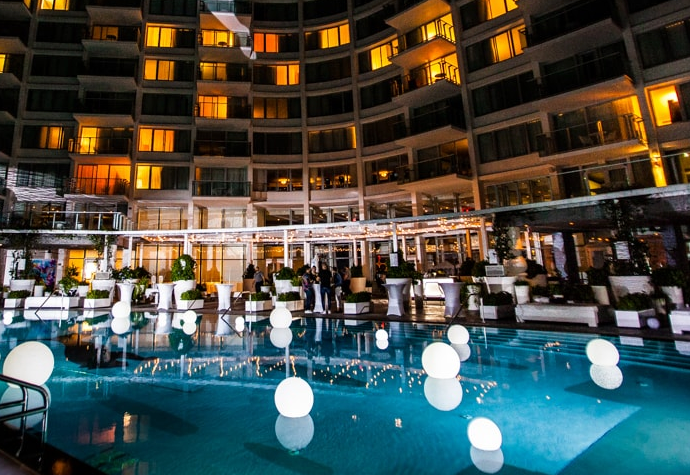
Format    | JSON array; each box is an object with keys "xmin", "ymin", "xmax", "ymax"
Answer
[
  {"xmin": 275, "ymin": 300, "xmax": 304, "ymax": 311},
  {"xmin": 343, "ymin": 301, "xmax": 371, "ymax": 314},
  {"xmin": 480, "ymin": 304, "xmax": 515, "ymax": 320},
  {"xmin": 3, "ymin": 298, "xmax": 25, "ymax": 309},
  {"xmin": 245, "ymin": 299, "xmax": 273, "ymax": 312},
  {"xmin": 614, "ymin": 308, "xmax": 656, "ymax": 328},
  {"xmin": 24, "ymin": 296, "xmax": 80, "ymax": 309},
  {"xmin": 84, "ymin": 298, "xmax": 112, "ymax": 309},
  {"xmin": 177, "ymin": 299, "xmax": 204, "ymax": 310}
]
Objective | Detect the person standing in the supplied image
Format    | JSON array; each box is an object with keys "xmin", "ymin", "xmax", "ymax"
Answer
[
  {"xmin": 254, "ymin": 268, "xmax": 264, "ymax": 293},
  {"xmin": 332, "ymin": 266, "xmax": 343, "ymax": 311},
  {"xmin": 341, "ymin": 266, "xmax": 351, "ymax": 296},
  {"xmin": 318, "ymin": 262, "xmax": 332, "ymax": 314},
  {"xmin": 302, "ymin": 267, "xmax": 315, "ymax": 313}
]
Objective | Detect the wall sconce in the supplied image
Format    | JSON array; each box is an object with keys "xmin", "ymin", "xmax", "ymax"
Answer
[{"xmin": 379, "ymin": 170, "xmax": 389, "ymax": 179}]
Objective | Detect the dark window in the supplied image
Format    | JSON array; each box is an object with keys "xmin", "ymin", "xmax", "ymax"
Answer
[
  {"xmin": 477, "ymin": 121, "xmax": 543, "ymax": 163},
  {"xmin": 303, "ymin": 0, "xmax": 348, "ymax": 20},
  {"xmin": 362, "ymin": 114, "xmax": 405, "ymax": 147},
  {"xmin": 142, "ymin": 93, "xmax": 194, "ymax": 116},
  {"xmin": 637, "ymin": 19, "xmax": 690, "ymax": 68},
  {"xmin": 16, "ymin": 162, "xmax": 70, "ymax": 188},
  {"xmin": 149, "ymin": 0, "xmax": 197, "ymax": 16},
  {"xmin": 253, "ymin": 132, "xmax": 302, "ymax": 154},
  {"xmin": 355, "ymin": 5, "xmax": 393, "ymax": 41},
  {"xmin": 471, "ymin": 72, "xmax": 537, "ymax": 116},
  {"xmin": 253, "ymin": 2, "xmax": 298, "ymax": 21},
  {"xmin": 305, "ymin": 57, "xmax": 351, "ymax": 83},
  {"xmin": 26, "ymin": 89, "xmax": 78, "ymax": 112},
  {"xmin": 31, "ymin": 55, "xmax": 82, "ymax": 77},
  {"xmin": 627, "ymin": 0, "xmax": 671, "ymax": 14},
  {"xmin": 360, "ymin": 79, "xmax": 394, "ymax": 109},
  {"xmin": 308, "ymin": 127, "xmax": 355, "ymax": 153},
  {"xmin": 460, "ymin": 1, "xmax": 481, "ymax": 30},
  {"xmin": 36, "ymin": 22, "xmax": 84, "ymax": 43},
  {"xmin": 307, "ymin": 91, "xmax": 353, "ymax": 117}
]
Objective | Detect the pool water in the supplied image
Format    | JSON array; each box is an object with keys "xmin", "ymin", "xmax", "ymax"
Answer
[{"xmin": 1, "ymin": 310, "xmax": 690, "ymax": 475}]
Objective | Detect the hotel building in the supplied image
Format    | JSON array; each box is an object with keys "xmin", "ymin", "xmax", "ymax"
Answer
[{"xmin": 1, "ymin": 0, "xmax": 690, "ymax": 284}]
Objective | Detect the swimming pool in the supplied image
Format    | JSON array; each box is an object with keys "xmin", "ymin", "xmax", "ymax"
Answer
[{"xmin": 1, "ymin": 309, "xmax": 689, "ymax": 475}]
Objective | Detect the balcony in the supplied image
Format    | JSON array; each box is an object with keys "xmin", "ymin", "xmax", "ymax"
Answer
[
  {"xmin": 82, "ymin": 27, "xmax": 141, "ymax": 57},
  {"xmin": 524, "ymin": 0, "xmax": 620, "ymax": 48},
  {"xmin": 85, "ymin": 1, "xmax": 143, "ymax": 26},
  {"xmin": 537, "ymin": 114, "xmax": 646, "ymax": 157},
  {"xmin": 193, "ymin": 139, "xmax": 250, "ymax": 157},
  {"xmin": 0, "ymin": 53, "xmax": 23, "ymax": 87},
  {"xmin": 201, "ymin": 1, "xmax": 252, "ymax": 30},
  {"xmin": 0, "ymin": 210, "xmax": 130, "ymax": 231},
  {"xmin": 385, "ymin": 0, "xmax": 451, "ymax": 33},
  {"xmin": 392, "ymin": 60, "xmax": 460, "ymax": 106},
  {"xmin": 0, "ymin": 21, "xmax": 29, "ymax": 52},
  {"xmin": 0, "ymin": 89, "xmax": 19, "ymax": 120},
  {"xmin": 64, "ymin": 177, "xmax": 129, "ymax": 197},
  {"xmin": 389, "ymin": 18, "xmax": 456, "ymax": 71},
  {"xmin": 397, "ymin": 154, "xmax": 472, "ymax": 183},
  {"xmin": 192, "ymin": 180, "xmax": 250, "ymax": 197},
  {"xmin": 80, "ymin": 97, "xmax": 135, "ymax": 117},
  {"xmin": 394, "ymin": 102, "xmax": 467, "ymax": 148},
  {"xmin": 0, "ymin": 0, "xmax": 31, "ymax": 21},
  {"xmin": 68, "ymin": 137, "xmax": 132, "ymax": 156},
  {"xmin": 78, "ymin": 58, "xmax": 138, "ymax": 90}
]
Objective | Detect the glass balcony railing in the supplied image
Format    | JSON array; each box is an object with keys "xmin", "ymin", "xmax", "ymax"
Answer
[
  {"xmin": 69, "ymin": 137, "xmax": 132, "ymax": 155},
  {"xmin": 64, "ymin": 177, "xmax": 129, "ymax": 196},
  {"xmin": 393, "ymin": 60, "xmax": 460, "ymax": 96},
  {"xmin": 193, "ymin": 140, "xmax": 250, "ymax": 157},
  {"xmin": 394, "ymin": 104, "xmax": 466, "ymax": 137},
  {"xmin": 537, "ymin": 113, "xmax": 645, "ymax": 156},
  {"xmin": 392, "ymin": 19, "xmax": 455, "ymax": 57},
  {"xmin": 0, "ymin": 210, "xmax": 130, "ymax": 231},
  {"xmin": 396, "ymin": 154, "xmax": 471, "ymax": 183},
  {"xmin": 201, "ymin": 0, "xmax": 251, "ymax": 14},
  {"xmin": 192, "ymin": 180, "xmax": 250, "ymax": 197}
]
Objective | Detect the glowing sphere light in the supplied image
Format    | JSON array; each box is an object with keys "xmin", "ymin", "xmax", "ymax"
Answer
[
  {"xmin": 421, "ymin": 342, "xmax": 460, "ymax": 379},
  {"xmin": 111, "ymin": 317, "xmax": 131, "ymax": 335},
  {"xmin": 470, "ymin": 446, "xmax": 504, "ymax": 474},
  {"xmin": 270, "ymin": 328, "xmax": 293, "ymax": 348},
  {"xmin": 111, "ymin": 301, "xmax": 131, "ymax": 319},
  {"xmin": 590, "ymin": 364, "xmax": 624, "ymax": 390},
  {"xmin": 375, "ymin": 329, "xmax": 388, "ymax": 341},
  {"xmin": 270, "ymin": 307, "xmax": 293, "ymax": 329},
  {"xmin": 182, "ymin": 310, "xmax": 197, "ymax": 323},
  {"xmin": 447, "ymin": 324, "xmax": 470, "ymax": 344},
  {"xmin": 467, "ymin": 417, "xmax": 502, "ymax": 451},
  {"xmin": 182, "ymin": 319, "xmax": 197, "ymax": 335},
  {"xmin": 585, "ymin": 338, "xmax": 619, "ymax": 366},
  {"xmin": 235, "ymin": 316, "xmax": 245, "ymax": 332},
  {"xmin": 375, "ymin": 338, "xmax": 389, "ymax": 350},
  {"xmin": 275, "ymin": 415, "xmax": 314, "ymax": 453},
  {"xmin": 3, "ymin": 341, "xmax": 55, "ymax": 386},
  {"xmin": 424, "ymin": 376, "xmax": 463, "ymax": 411},
  {"xmin": 274, "ymin": 377, "xmax": 314, "ymax": 418}
]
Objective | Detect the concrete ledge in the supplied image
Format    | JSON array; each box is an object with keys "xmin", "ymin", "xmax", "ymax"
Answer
[
  {"xmin": 670, "ymin": 310, "xmax": 690, "ymax": 334},
  {"xmin": 516, "ymin": 303, "xmax": 611, "ymax": 327}
]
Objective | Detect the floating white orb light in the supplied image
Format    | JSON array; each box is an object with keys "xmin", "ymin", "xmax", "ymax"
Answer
[
  {"xmin": 376, "ymin": 338, "xmax": 389, "ymax": 350},
  {"xmin": 270, "ymin": 307, "xmax": 293, "ymax": 329},
  {"xmin": 182, "ymin": 310, "xmax": 197, "ymax": 324},
  {"xmin": 235, "ymin": 316, "xmax": 245, "ymax": 332},
  {"xmin": 275, "ymin": 415, "xmax": 314, "ymax": 452},
  {"xmin": 585, "ymin": 339, "xmax": 619, "ymax": 366},
  {"xmin": 3, "ymin": 341, "xmax": 55, "ymax": 386},
  {"xmin": 467, "ymin": 417, "xmax": 502, "ymax": 451},
  {"xmin": 111, "ymin": 301, "xmax": 131, "ymax": 319},
  {"xmin": 423, "ymin": 376, "xmax": 463, "ymax": 411},
  {"xmin": 375, "ymin": 329, "xmax": 388, "ymax": 341},
  {"xmin": 270, "ymin": 328, "xmax": 293, "ymax": 348},
  {"xmin": 182, "ymin": 319, "xmax": 197, "ymax": 335},
  {"xmin": 111, "ymin": 317, "xmax": 131, "ymax": 335},
  {"xmin": 451, "ymin": 343, "xmax": 472, "ymax": 362},
  {"xmin": 447, "ymin": 325, "xmax": 470, "ymax": 345},
  {"xmin": 421, "ymin": 342, "xmax": 460, "ymax": 379},
  {"xmin": 274, "ymin": 377, "xmax": 314, "ymax": 418},
  {"xmin": 470, "ymin": 446, "xmax": 504, "ymax": 474},
  {"xmin": 647, "ymin": 317, "xmax": 660, "ymax": 330},
  {"xmin": 589, "ymin": 364, "xmax": 624, "ymax": 390}
]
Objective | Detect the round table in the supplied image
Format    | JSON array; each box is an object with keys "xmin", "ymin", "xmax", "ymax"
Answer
[
  {"xmin": 383, "ymin": 282, "xmax": 407, "ymax": 317},
  {"xmin": 216, "ymin": 283, "xmax": 234, "ymax": 311}
]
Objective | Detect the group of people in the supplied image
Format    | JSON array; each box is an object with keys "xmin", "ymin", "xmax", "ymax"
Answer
[{"xmin": 302, "ymin": 263, "xmax": 352, "ymax": 314}]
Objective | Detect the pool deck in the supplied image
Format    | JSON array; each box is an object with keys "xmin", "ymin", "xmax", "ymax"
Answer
[{"xmin": 2, "ymin": 294, "xmax": 689, "ymax": 475}]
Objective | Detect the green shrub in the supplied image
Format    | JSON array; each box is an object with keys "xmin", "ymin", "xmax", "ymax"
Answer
[
  {"xmin": 345, "ymin": 291, "xmax": 371, "ymax": 303},
  {"xmin": 471, "ymin": 260, "xmax": 489, "ymax": 277},
  {"xmin": 180, "ymin": 289, "xmax": 203, "ymax": 300},
  {"xmin": 651, "ymin": 267, "xmax": 687, "ymax": 287},
  {"xmin": 249, "ymin": 291, "xmax": 271, "ymax": 301},
  {"xmin": 171, "ymin": 254, "xmax": 196, "ymax": 281},
  {"xmin": 586, "ymin": 266, "xmax": 610, "ymax": 286},
  {"xmin": 615, "ymin": 292, "xmax": 653, "ymax": 311},
  {"xmin": 86, "ymin": 289, "xmax": 110, "ymax": 299},
  {"xmin": 8, "ymin": 290, "xmax": 31, "ymax": 299},
  {"xmin": 275, "ymin": 267, "xmax": 296, "ymax": 280},
  {"xmin": 563, "ymin": 284, "xmax": 594, "ymax": 303},
  {"xmin": 350, "ymin": 265, "xmax": 363, "ymax": 278},
  {"xmin": 277, "ymin": 291, "xmax": 301, "ymax": 301}
]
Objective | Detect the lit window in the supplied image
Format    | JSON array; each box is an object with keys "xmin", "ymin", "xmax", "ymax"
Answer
[
  {"xmin": 80, "ymin": 127, "xmax": 98, "ymax": 154},
  {"xmin": 316, "ymin": 24, "xmax": 350, "ymax": 49},
  {"xmin": 274, "ymin": 64, "xmax": 299, "ymax": 85},
  {"xmin": 198, "ymin": 96, "xmax": 228, "ymax": 119},
  {"xmin": 254, "ymin": 97, "xmax": 289, "ymax": 119},
  {"xmin": 0, "ymin": 54, "xmax": 6, "ymax": 73},
  {"xmin": 138, "ymin": 128, "xmax": 175, "ymax": 152},
  {"xmin": 201, "ymin": 30, "xmax": 233, "ymax": 47},
  {"xmin": 369, "ymin": 40, "xmax": 397, "ymax": 70},
  {"xmin": 254, "ymin": 33, "xmax": 279, "ymax": 53},
  {"xmin": 39, "ymin": 126, "xmax": 65, "ymax": 149},
  {"xmin": 649, "ymin": 85, "xmax": 680, "ymax": 126},
  {"xmin": 40, "ymin": 0, "xmax": 69, "ymax": 10},
  {"xmin": 144, "ymin": 59, "xmax": 175, "ymax": 81},
  {"xmin": 92, "ymin": 26, "xmax": 119, "ymax": 41},
  {"xmin": 199, "ymin": 62, "xmax": 227, "ymax": 81},
  {"xmin": 485, "ymin": 0, "xmax": 518, "ymax": 20},
  {"xmin": 146, "ymin": 26, "xmax": 174, "ymax": 47},
  {"xmin": 491, "ymin": 26, "xmax": 524, "ymax": 63}
]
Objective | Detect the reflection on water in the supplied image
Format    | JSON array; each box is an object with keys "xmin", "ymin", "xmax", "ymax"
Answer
[{"xmin": 1, "ymin": 309, "xmax": 690, "ymax": 475}]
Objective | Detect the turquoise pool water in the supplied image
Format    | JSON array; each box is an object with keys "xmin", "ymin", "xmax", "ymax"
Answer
[{"xmin": 1, "ymin": 309, "xmax": 689, "ymax": 475}]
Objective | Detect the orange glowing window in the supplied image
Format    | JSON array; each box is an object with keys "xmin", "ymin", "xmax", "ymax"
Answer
[
  {"xmin": 0, "ymin": 54, "xmax": 5, "ymax": 73},
  {"xmin": 39, "ymin": 126, "xmax": 65, "ymax": 149},
  {"xmin": 274, "ymin": 64, "xmax": 299, "ymax": 85},
  {"xmin": 146, "ymin": 26, "xmax": 174, "ymax": 47},
  {"xmin": 486, "ymin": 0, "xmax": 518, "ymax": 20},
  {"xmin": 138, "ymin": 128, "xmax": 175, "ymax": 152},
  {"xmin": 649, "ymin": 85, "xmax": 680, "ymax": 126},
  {"xmin": 40, "ymin": 0, "xmax": 69, "ymax": 10},
  {"xmin": 254, "ymin": 33, "xmax": 280, "ymax": 53},
  {"xmin": 198, "ymin": 96, "xmax": 228, "ymax": 119},
  {"xmin": 144, "ymin": 59, "xmax": 174, "ymax": 81}
]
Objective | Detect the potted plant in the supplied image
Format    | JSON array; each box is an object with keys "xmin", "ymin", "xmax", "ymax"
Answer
[
  {"xmin": 586, "ymin": 266, "xmax": 611, "ymax": 305},
  {"xmin": 458, "ymin": 258, "xmax": 476, "ymax": 283},
  {"xmin": 651, "ymin": 266, "xmax": 686, "ymax": 308},
  {"xmin": 480, "ymin": 290, "xmax": 515, "ymax": 320},
  {"xmin": 245, "ymin": 290, "xmax": 273, "ymax": 312},
  {"xmin": 276, "ymin": 290, "xmax": 304, "ymax": 311},
  {"xmin": 84, "ymin": 289, "xmax": 111, "ymax": 309},
  {"xmin": 58, "ymin": 266, "xmax": 80, "ymax": 296},
  {"xmin": 172, "ymin": 254, "xmax": 197, "ymax": 304},
  {"xmin": 562, "ymin": 284, "xmax": 595, "ymax": 304},
  {"xmin": 177, "ymin": 288, "xmax": 204, "ymax": 310},
  {"xmin": 350, "ymin": 264, "xmax": 367, "ymax": 293},
  {"xmin": 514, "ymin": 279, "xmax": 530, "ymax": 304},
  {"xmin": 344, "ymin": 291, "xmax": 372, "ymax": 314},
  {"xmin": 3, "ymin": 289, "xmax": 31, "ymax": 308},
  {"xmin": 525, "ymin": 259, "xmax": 548, "ymax": 287},
  {"xmin": 274, "ymin": 267, "xmax": 296, "ymax": 294},
  {"xmin": 614, "ymin": 292, "xmax": 656, "ymax": 328}
]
